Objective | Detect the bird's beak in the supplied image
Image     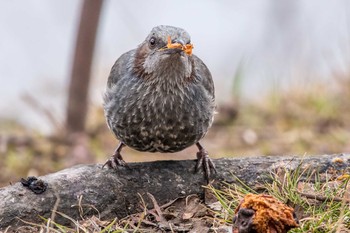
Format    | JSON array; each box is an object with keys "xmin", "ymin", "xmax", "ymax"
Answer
[
  {"xmin": 158, "ymin": 36, "xmax": 193, "ymax": 56},
  {"xmin": 173, "ymin": 38, "xmax": 185, "ymax": 46}
]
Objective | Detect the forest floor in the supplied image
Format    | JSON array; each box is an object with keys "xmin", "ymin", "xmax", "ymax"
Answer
[{"xmin": 1, "ymin": 78, "xmax": 350, "ymax": 232}]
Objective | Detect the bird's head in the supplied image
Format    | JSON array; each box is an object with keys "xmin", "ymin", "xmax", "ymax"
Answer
[{"xmin": 134, "ymin": 25, "xmax": 193, "ymax": 79}]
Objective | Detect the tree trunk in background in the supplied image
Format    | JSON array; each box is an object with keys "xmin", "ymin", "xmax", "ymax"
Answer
[{"xmin": 66, "ymin": 0, "xmax": 104, "ymax": 134}]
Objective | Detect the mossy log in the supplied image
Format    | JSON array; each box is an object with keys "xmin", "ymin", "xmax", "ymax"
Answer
[{"xmin": 0, "ymin": 154, "xmax": 349, "ymax": 229}]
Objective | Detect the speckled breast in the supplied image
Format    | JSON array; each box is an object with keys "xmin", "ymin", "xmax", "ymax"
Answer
[{"xmin": 104, "ymin": 78, "xmax": 214, "ymax": 153}]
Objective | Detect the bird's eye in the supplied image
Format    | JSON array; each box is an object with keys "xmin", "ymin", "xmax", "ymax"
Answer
[{"xmin": 149, "ymin": 37, "xmax": 156, "ymax": 47}]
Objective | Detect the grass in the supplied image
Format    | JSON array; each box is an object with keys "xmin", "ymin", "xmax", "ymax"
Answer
[
  {"xmin": 208, "ymin": 162, "xmax": 350, "ymax": 233},
  {"xmin": 9, "ymin": 210, "xmax": 142, "ymax": 233}
]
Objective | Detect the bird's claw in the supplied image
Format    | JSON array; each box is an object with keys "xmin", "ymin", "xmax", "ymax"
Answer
[
  {"xmin": 195, "ymin": 148, "xmax": 216, "ymax": 183},
  {"xmin": 102, "ymin": 152, "xmax": 129, "ymax": 169}
]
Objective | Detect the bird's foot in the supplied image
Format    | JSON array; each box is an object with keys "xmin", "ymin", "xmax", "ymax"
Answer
[
  {"xmin": 195, "ymin": 143, "xmax": 216, "ymax": 183},
  {"xmin": 102, "ymin": 143, "xmax": 129, "ymax": 169},
  {"xmin": 102, "ymin": 153, "xmax": 128, "ymax": 169}
]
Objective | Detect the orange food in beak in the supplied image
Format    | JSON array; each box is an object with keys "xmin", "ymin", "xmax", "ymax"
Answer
[{"xmin": 166, "ymin": 36, "xmax": 193, "ymax": 56}]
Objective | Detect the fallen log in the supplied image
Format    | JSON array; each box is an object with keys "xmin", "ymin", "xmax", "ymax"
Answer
[{"xmin": 0, "ymin": 154, "xmax": 349, "ymax": 229}]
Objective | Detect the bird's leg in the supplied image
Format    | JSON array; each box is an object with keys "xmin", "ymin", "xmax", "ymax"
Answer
[
  {"xmin": 195, "ymin": 142, "xmax": 216, "ymax": 182},
  {"xmin": 102, "ymin": 142, "xmax": 128, "ymax": 169}
]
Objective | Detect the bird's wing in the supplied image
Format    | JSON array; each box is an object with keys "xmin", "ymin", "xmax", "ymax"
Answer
[
  {"xmin": 191, "ymin": 55, "xmax": 215, "ymax": 100},
  {"xmin": 107, "ymin": 50, "xmax": 135, "ymax": 88}
]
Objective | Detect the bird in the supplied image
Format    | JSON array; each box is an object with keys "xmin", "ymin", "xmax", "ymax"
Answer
[{"xmin": 103, "ymin": 25, "xmax": 216, "ymax": 181}]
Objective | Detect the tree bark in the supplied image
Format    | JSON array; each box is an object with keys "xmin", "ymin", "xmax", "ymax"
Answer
[
  {"xmin": 0, "ymin": 154, "xmax": 349, "ymax": 229},
  {"xmin": 65, "ymin": 0, "xmax": 104, "ymax": 134}
]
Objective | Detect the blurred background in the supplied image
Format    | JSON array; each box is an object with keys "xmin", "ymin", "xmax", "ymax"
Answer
[{"xmin": 1, "ymin": 0, "xmax": 350, "ymax": 187}]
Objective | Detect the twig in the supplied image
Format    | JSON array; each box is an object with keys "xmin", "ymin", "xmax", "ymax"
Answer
[
  {"xmin": 146, "ymin": 193, "xmax": 166, "ymax": 222},
  {"xmin": 297, "ymin": 191, "xmax": 350, "ymax": 203},
  {"xmin": 50, "ymin": 191, "xmax": 60, "ymax": 227}
]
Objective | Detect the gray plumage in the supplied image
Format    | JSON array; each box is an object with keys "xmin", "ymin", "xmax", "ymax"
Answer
[{"xmin": 103, "ymin": 25, "xmax": 216, "ymax": 181}]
